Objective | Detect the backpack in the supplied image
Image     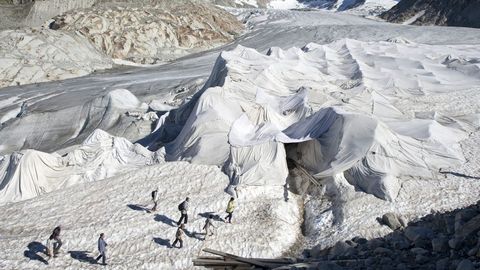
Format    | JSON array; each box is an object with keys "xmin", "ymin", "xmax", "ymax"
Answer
[
  {"xmin": 151, "ymin": 190, "xmax": 157, "ymax": 200},
  {"xmin": 178, "ymin": 202, "xmax": 185, "ymax": 211}
]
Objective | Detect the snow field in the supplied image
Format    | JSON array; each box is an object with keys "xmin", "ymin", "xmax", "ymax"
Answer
[{"xmin": 0, "ymin": 162, "xmax": 302, "ymax": 269}]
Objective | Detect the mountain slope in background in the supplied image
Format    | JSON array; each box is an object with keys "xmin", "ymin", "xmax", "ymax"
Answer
[{"xmin": 381, "ymin": 0, "xmax": 480, "ymax": 28}]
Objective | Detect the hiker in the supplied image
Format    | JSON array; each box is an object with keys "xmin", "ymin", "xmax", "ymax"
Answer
[
  {"xmin": 202, "ymin": 215, "xmax": 216, "ymax": 240},
  {"xmin": 225, "ymin": 197, "xmax": 235, "ymax": 223},
  {"xmin": 51, "ymin": 226, "xmax": 62, "ymax": 256},
  {"xmin": 151, "ymin": 187, "xmax": 159, "ymax": 212},
  {"xmin": 95, "ymin": 233, "xmax": 108, "ymax": 265},
  {"xmin": 177, "ymin": 197, "xmax": 189, "ymax": 225},
  {"xmin": 45, "ymin": 234, "xmax": 54, "ymax": 258},
  {"xmin": 172, "ymin": 224, "xmax": 185, "ymax": 248}
]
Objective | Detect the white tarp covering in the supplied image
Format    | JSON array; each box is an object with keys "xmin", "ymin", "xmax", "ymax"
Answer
[
  {"xmin": 161, "ymin": 40, "xmax": 477, "ymax": 201},
  {"xmin": 0, "ymin": 129, "xmax": 161, "ymax": 205}
]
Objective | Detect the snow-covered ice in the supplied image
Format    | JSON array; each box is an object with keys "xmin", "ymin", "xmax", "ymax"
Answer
[
  {"xmin": 0, "ymin": 162, "xmax": 302, "ymax": 269},
  {"xmin": 1, "ymin": 7, "xmax": 480, "ymax": 270}
]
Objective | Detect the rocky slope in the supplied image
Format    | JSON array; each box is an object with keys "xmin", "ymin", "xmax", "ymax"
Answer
[
  {"xmin": 48, "ymin": 2, "xmax": 243, "ymax": 64},
  {"xmin": 310, "ymin": 201, "xmax": 480, "ymax": 269},
  {"xmin": 381, "ymin": 0, "xmax": 480, "ymax": 28},
  {"xmin": 0, "ymin": 1, "xmax": 243, "ymax": 87},
  {"xmin": 0, "ymin": 0, "xmax": 96, "ymax": 30},
  {"xmin": 0, "ymin": 28, "xmax": 112, "ymax": 88}
]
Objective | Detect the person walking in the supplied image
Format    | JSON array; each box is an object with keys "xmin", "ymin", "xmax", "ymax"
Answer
[
  {"xmin": 51, "ymin": 226, "xmax": 62, "ymax": 256},
  {"xmin": 172, "ymin": 224, "xmax": 185, "ymax": 248},
  {"xmin": 225, "ymin": 197, "xmax": 235, "ymax": 224},
  {"xmin": 95, "ymin": 233, "xmax": 108, "ymax": 265},
  {"xmin": 177, "ymin": 197, "xmax": 190, "ymax": 225},
  {"xmin": 151, "ymin": 187, "xmax": 159, "ymax": 212},
  {"xmin": 45, "ymin": 234, "xmax": 54, "ymax": 258},
  {"xmin": 202, "ymin": 215, "xmax": 216, "ymax": 240}
]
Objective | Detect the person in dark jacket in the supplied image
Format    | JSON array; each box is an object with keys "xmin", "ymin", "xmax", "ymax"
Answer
[
  {"xmin": 151, "ymin": 187, "xmax": 160, "ymax": 212},
  {"xmin": 51, "ymin": 226, "xmax": 62, "ymax": 256},
  {"xmin": 177, "ymin": 197, "xmax": 190, "ymax": 225},
  {"xmin": 172, "ymin": 224, "xmax": 185, "ymax": 248},
  {"xmin": 95, "ymin": 233, "xmax": 108, "ymax": 265}
]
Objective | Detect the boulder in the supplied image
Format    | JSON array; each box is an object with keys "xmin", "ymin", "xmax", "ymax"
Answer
[
  {"xmin": 374, "ymin": 247, "xmax": 393, "ymax": 256},
  {"xmin": 405, "ymin": 226, "xmax": 435, "ymax": 242},
  {"xmin": 449, "ymin": 238, "xmax": 462, "ymax": 250},
  {"xmin": 432, "ymin": 237, "xmax": 449, "ymax": 253},
  {"xmin": 392, "ymin": 236, "xmax": 411, "ymax": 250},
  {"xmin": 411, "ymin": 247, "xmax": 429, "ymax": 255},
  {"xmin": 379, "ymin": 257, "xmax": 393, "ymax": 265},
  {"xmin": 382, "ymin": 213, "xmax": 403, "ymax": 230},
  {"xmin": 455, "ymin": 214, "xmax": 480, "ymax": 241},
  {"xmin": 365, "ymin": 257, "xmax": 377, "ymax": 266},
  {"xmin": 367, "ymin": 239, "xmax": 385, "ymax": 250},
  {"xmin": 467, "ymin": 247, "xmax": 478, "ymax": 257},
  {"xmin": 399, "ymin": 216, "xmax": 408, "ymax": 228},
  {"xmin": 455, "ymin": 210, "xmax": 478, "ymax": 234},
  {"xmin": 436, "ymin": 258, "xmax": 449, "ymax": 270},
  {"xmin": 328, "ymin": 241, "xmax": 351, "ymax": 260},
  {"xmin": 456, "ymin": 259, "xmax": 474, "ymax": 270},
  {"xmin": 315, "ymin": 262, "xmax": 345, "ymax": 270},
  {"xmin": 413, "ymin": 237, "xmax": 432, "ymax": 249},
  {"xmin": 352, "ymin": 237, "xmax": 368, "ymax": 245},
  {"xmin": 415, "ymin": 254, "xmax": 430, "ymax": 264}
]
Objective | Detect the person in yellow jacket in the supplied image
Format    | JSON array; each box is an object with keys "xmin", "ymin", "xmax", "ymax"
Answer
[{"xmin": 225, "ymin": 197, "xmax": 235, "ymax": 223}]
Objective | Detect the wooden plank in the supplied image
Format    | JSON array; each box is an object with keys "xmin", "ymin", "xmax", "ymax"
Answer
[
  {"xmin": 202, "ymin": 248, "xmax": 272, "ymax": 268},
  {"xmin": 193, "ymin": 259, "xmax": 250, "ymax": 267},
  {"xmin": 272, "ymin": 263, "xmax": 313, "ymax": 269},
  {"xmin": 196, "ymin": 256, "xmax": 226, "ymax": 260},
  {"xmin": 291, "ymin": 160, "xmax": 322, "ymax": 186}
]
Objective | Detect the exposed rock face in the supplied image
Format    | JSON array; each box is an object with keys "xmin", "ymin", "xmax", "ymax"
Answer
[
  {"xmin": 0, "ymin": 1, "xmax": 243, "ymax": 87},
  {"xmin": 0, "ymin": 28, "xmax": 112, "ymax": 88},
  {"xmin": 48, "ymin": 2, "xmax": 243, "ymax": 64},
  {"xmin": 381, "ymin": 0, "xmax": 480, "ymax": 28},
  {"xmin": 309, "ymin": 201, "xmax": 480, "ymax": 269},
  {"xmin": 25, "ymin": 0, "xmax": 96, "ymax": 27},
  {"xmin": 0, "ymin": 0, "xmax": 97, "ymax": 30}
]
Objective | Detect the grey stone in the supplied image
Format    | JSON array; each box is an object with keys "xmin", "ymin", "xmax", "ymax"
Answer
[
  {"xmin": 411, "ymin": 247, "xmax": 429, "ymax": 255},
  {"xmin": 345, "ymin": 240, "xmax": 357, "ymax": 247},
  {"xmin": 449, "ymin": 238, "xmax": 462, "ymax": 250},
  {"xmin": 455, "ymin": 214, "xmax": 480, "ymax": 241},
  {"xmin": 396, "ymin": 263, "xmax": 408, "ymax": 270},
  {"xmin": 414, "ymin": 237, "xmax": 432, "ymax": 249},
  {"xmin": 445, "ymin": 216, "xmax": 456, "ymax": 234},
  {"xmin": 467, "ymin": 247, "xmax": 478, "ymax": 257},
  {"xmin": 455, "ymin": 210, "xmax": 478, "ymax": 234},
  {"xmin": 399, "ymin": 216, "xmax": 408, "ymax": 228},
  {"xmin": 352, "ymin": 237, "xmax": 368, "ymax": 245},
  {"xmin": 432, "ymin": 237, "xmax": 449, "ymax": 253},
  {"xmin": 367, "ymin": 239, "xmax": 384, "ymax": 250},
  {"xmin": 328, "ymin": 241, "xmax": 350, "ymax": 260},
  {"xmin": 379, "ymin": 257, "xmax": 393, "ymax": 265},
  {"xmin": 456, "ymin": 259, "xmax": 474, "ymax": 270},
  {"xmin": 374, "ymin": 247, "xmax": 393, "ymax": 255},
  {"xmin": 394, "ymin": 240, "xmax": 411, "ymax": 250},
  {"xmin": 315, "ymin": 262, "xmax": 345, "ymax": 270},
  {"xmin": 390, "ymin": 234, "xmax": 411, "ymax": 250},
  {"xmin": 365, "ymin": 257, "xmax": 376, "ymax": 266},
  {"xmin": 450, "ymin": 249, "xmax": 458, "ymax": 258},
  {"xmin": 436, "ymin": 258, "xmax": 449, "ymax": 270},
  {"xmin": 415, "ymin": 254, "xmax": 430, "ymax": 264},
  {"xmin": 382, "ymin": 212, "xmax": 403, "ymax": 230},
  {"xmin": 405, "ymin": 226, "xmax": 435, "ymax": 242}
]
